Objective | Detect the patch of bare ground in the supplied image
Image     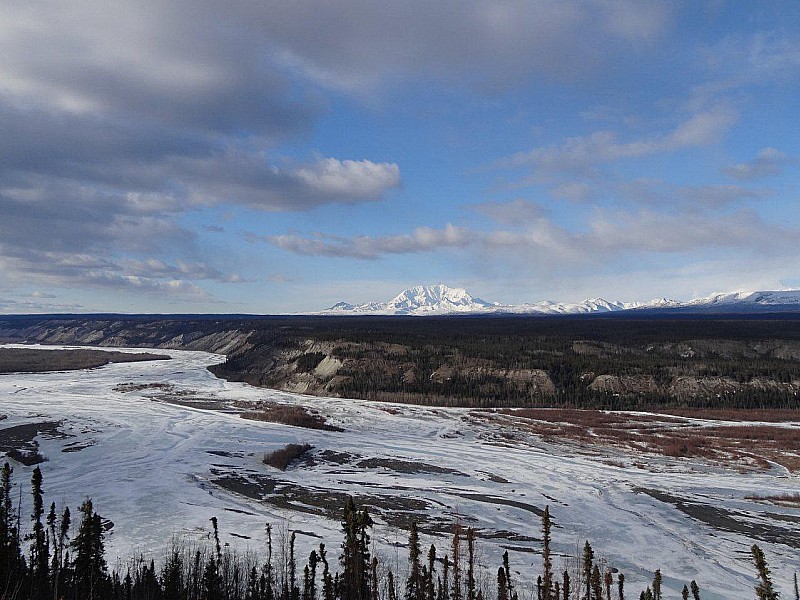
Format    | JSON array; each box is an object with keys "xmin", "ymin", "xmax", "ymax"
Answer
[
  {"xmin": 239, "ymin": 401, "xmax": 344, "ymax": 431},
  {"xmin": 479, "ymin": 408, "xmax": 800, "ymax": 472}
]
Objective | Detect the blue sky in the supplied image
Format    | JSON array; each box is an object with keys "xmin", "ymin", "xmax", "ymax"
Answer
[{"xmin": 1, "ymin": 1, "xmax": 799, "ymax": 313}]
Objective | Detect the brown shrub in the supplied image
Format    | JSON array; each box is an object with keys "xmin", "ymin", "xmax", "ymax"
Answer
[
  {"xmin": 746, "ymin": 492, "xmax": 800, "ymax": 505},
  {"xmin": 241, "ymin": 403, "xmax": 343, "ymax": 432},
  {"xmin": 263, "ymin": 443, "xmax": 313, "ymax": 470},
  {"xmin": 664, "ymin": 408, "xmax": 800, "ymax": 422}
]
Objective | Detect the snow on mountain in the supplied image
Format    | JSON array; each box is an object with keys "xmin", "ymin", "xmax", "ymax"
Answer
[
  {"xmin": 318, "ymin": 284, "xmax": 632, "ymax": 316},
  {"xmin": 322, "ymin": 284, "xmax": 496, "ymax": 315},
  {"xmin": 687, "ymin": 289, "xmax": 800, "ymax": 308},
  {"xmin": 386, "ymin": 284, "xmax": 495, "ymax": 313},
  {"xmin": 317, "ymin": 284, "xmax": 800, "ymax": 316}
]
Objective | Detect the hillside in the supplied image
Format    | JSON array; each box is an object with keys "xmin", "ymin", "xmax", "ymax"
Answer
[{"xmin": 4, "ymin": 314, "xmax": 800, "ymax": 409}]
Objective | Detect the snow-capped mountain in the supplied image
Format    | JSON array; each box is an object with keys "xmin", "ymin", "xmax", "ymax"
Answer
[
  {"xmin": 316, "ymin": 284, "xmax": 800, "ymax": 316},
  {"xmin": 686, "ymin": 290, "xmax": 800, "ymax": 310},
  {"xmin": 318, "ymin": 284, "xmax": 671, "ymax": 316},
  {"xmin": 385, "ymin": 284, "xmax": 495, "ymax": 313},
  {"xmin": 321, "ymin": 284, "xmax": 497, "ymax": 315}
]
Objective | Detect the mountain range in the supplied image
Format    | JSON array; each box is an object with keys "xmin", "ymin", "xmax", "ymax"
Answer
[{"xmin": 316, "ymin": 284, "xmax": 800, "ymax": 316}]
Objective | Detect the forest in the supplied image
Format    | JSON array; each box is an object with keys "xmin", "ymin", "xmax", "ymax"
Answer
[
  {"xmin": 0, "ymin": 461, "xmax": 791, "ymax": 600},
  {"xmin": 5, "ymin": 314, "xmax": 800, "ymax": 409},
  {"xmin": 210, "ymin": 315, "xmax": 800, "ymax": 410}
]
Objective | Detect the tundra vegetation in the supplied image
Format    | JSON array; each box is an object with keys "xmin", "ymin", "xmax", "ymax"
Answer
[{"xmin": 0, "ymin": 464, "xmax": 791, "ymax": 600}]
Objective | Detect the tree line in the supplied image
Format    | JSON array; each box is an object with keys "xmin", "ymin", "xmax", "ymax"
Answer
[{"xmin": 0, "ymin": 463, "xmax": 794, "ymax": 600}]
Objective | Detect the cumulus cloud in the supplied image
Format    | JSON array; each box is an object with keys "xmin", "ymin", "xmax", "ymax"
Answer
[{"xmin": 723, "ymin": 147, "xmax": 795, "ymax": 180}]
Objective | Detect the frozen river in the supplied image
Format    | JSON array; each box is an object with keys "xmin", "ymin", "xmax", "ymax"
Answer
[{"xmin": 1, "ymin": 344, "xmax": 798, "ymax": 599}]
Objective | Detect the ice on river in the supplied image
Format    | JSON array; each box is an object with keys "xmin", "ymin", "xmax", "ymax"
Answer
[{"xmin": 0, "ymin": 344, "xmax": 798, "ymax": 600}]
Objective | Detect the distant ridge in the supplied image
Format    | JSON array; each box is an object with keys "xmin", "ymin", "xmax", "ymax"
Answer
[{"xmin": 313, "ymin": 284, "xmax": 800, "ymax": 316}]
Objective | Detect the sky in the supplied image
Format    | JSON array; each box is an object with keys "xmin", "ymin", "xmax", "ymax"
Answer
[{"xmin": 1, "ymin": 1, "xmax": 800, "ymax": 314}]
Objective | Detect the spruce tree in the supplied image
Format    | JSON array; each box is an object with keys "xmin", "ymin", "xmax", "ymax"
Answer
[
  {"xmin": 497, "ymin": 568, "xmax": 508, "ymax": 600},
  {"xmin": 689, "ymin": 581, "xmax": 700, "ymax": 600},
  {"xmin": 466, "ymin": 528, "xmax": 476, "ymax": 600},
  {"xmin": 340, "ymin": 497, "xmax": 373, "ymax": 600},
  {"xmin": 542, "ymin": 507, "xmax": 553, "ymax": 600},
  {"xmin": 406, "ymin": 522, "xmax": 423, "ymax": 600},
  {"xmin": 563, "ymin": 571, "xmax": 571, "ymax": 600},
  {"xmin": 582, "ymin": 542, "xmax": 594, "ymax": 600},
  {"xmin": 162, "ymin": 548, "xmax": 184, "ymax": 600},
  {"xmin": 71, "ymin": 499, "xmax": 108, "ymax": 600},
  {"xmin": 604, "ymin": 571, "xmax": 612, "ymax": 600},
  {"xmin": 452, "ymin": 525, "xmax": 462, "ymax": 600},
  {"xmin": 29, "ymin": 466, "xmax": 49, "ymax": 598},
  {"xmin": 203, "ymin": 554, "xmax": 223, "ymax": 600},
  {"xmin": 263, "ymin": 525, "xmax": 274, "ymax": 600},
  {"xmin": 371, "ymin": 557, "xmax": 379, "ymax": 600},
  {"xmin": 0, "ymin": 462, "xmax": 21, "ymax": 593},
  {"xmin": 308, "ymin": 549, "xmax": 319, "ymax": 600},
  {"xmin": 751, "ymin": 544, "xmax": 778, "ymax": 600},
  {"xmin": 681, "ymin": 585, "xmax": 689, "ymax": 600},
  {"xmin": 211, "ymin": 516, "xmax": 222, "ymax": 562},
  {"xmin": 617, "ymin": 574, "xmax": 624, "ymax": 600},
  {"xmin": 426, "ymin": 545, "xmax": 437, "ymax": 600},
  {"xmin": 440, "ymin": 553, "xmax": 450, "ymax": 600},
  {"xmin": 321, "ymin": 543, "xmax": 334, "ymax": 600},
  {"xmin": 503, "ymin": 550, "xmax": 514, "ymax": 600},
  {"xmin": 651, "ymin": 570, "xmax": 662, "ymax": 600},
  {"xmin": 290, "ymin": 531, "xmax": 299, "ymax": 600},
  {"xmin": 590, "ymin": 566, "xmax": 602, "ymax": 600},
  {"xmin": 247, "ymin": 566, "xmax": 260, "ymax": 600}
]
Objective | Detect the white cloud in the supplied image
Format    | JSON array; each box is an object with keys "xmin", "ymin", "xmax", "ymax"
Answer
[
  {"xmin": 501, "ymin": 105, "xmax": 737, "ymax": 175},
  {"xmin": 268, "ymin": 224, "xmax": 471, "ymax": 259},
  {"xmin": 292, "ymin": 158, "xmax": 401, "ymax": 201},
  {"xmin": 723, "ymin": 147, "xmax": 795, "ymax": 181},
  {"xmin": 269, "ymin": 209, "xmax": 800, "ymax": 269}
]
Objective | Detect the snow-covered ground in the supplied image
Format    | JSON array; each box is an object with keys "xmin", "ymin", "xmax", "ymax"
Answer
[{"xmin": 1, "ymin": 344, "xmax": 798, "ymax": 599}]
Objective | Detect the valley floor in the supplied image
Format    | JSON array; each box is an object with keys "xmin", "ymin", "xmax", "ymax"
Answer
[{"xmin": 0, "ymin": 344, "xmax": 798, "ymax": 600}]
